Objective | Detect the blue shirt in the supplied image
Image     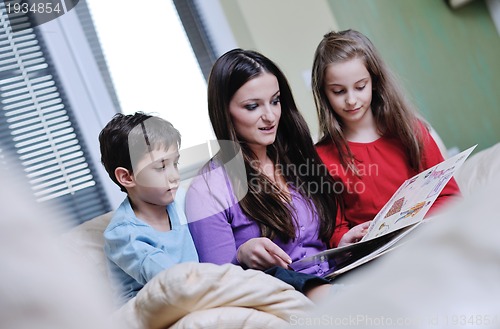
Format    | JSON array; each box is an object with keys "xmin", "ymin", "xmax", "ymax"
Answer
[{"xmin": 104, "ymin": 189, "xmax": 198, "ymax": 303}]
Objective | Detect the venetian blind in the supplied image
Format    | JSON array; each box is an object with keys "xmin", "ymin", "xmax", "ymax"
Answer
[{"xmin": 0, "ymin": 3, "xmax": 110, "ymax": 225}]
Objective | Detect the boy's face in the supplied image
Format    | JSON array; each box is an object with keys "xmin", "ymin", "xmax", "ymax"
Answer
[{"xmin": 132, "ymin": 144, "xmax": 180, "ymax": 207}]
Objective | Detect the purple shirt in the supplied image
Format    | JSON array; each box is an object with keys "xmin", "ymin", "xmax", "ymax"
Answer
[{"xmin": 185, "ymin": 159, "xmax": 330, "ymax": 276}]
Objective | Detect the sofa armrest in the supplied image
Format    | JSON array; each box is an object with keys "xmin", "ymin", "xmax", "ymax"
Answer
[{"xmin": 454, "ymin": 142, "xmax": 500, "ymax": 197}]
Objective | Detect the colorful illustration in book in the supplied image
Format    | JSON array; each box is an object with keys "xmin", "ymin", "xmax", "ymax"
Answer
[
  {"xmin": 426, "ymin": 168, "xmax": 454, "ymax": 198},
  {"xmin": 404, "ymin": 176, "xmax": 418, "ymax": 190},
  {"xmin": 384, "ymin": 197, "xmax": 405, "ymax": 218},
  {"xmin": 422, "ymin": 168, "xmax": 435, "ymax": 184},
  {"xmin": 377, "ymin": 222, "xmax": 390, "ymax": 235},
  {"xmin": 394, "ymin": 201, "xmax": 430, "ymax": 224},
  {"xmin": 423, "ymin": 167, "xmax": 455, "ymax": 186}
]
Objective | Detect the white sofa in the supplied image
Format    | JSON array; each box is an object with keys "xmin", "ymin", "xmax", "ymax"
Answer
[{"xmin": 58, "ymin": 142, "xmax": 500, "ymax": 329}]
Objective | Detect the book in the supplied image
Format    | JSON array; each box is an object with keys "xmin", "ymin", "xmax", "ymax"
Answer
[{"xmin": 289, "ymin": 145, "xmax": 477, "ymax": 279}]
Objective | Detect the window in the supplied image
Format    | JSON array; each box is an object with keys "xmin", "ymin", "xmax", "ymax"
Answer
[
  {"xmin": 0, "ymin": 2, "xmax": 113, "ymax": 224},
  {"xmin": 85, "ymin": 0, "xmax": 214, "ymax": 150}
]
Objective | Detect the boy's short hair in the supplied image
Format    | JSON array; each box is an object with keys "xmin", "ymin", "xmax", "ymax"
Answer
[{"xmin": 99, "ymin": 112, "xmax": 181, "ymax": 192}]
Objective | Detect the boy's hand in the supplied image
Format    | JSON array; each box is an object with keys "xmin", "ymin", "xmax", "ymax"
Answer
[
  {"xmin": 337, "ymin": 221, "xmax": 371, "ymax": 247},
  {"xmin": 236, "ymin": 237, "xmax": 292, "ymax": 270}
]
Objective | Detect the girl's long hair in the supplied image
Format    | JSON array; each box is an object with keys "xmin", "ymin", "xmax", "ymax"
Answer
[
  {"xmin": 207, "ymin": 48, "xmax": 342, "ymax": 242},
  {"xmin": 312, "ymin": 29, "xmax": 425, "ymax": 172}
]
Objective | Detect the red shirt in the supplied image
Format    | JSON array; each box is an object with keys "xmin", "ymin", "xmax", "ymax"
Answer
[{"xmin": 316, "ymin": 128, "xmax": 461, "ymax": 247}]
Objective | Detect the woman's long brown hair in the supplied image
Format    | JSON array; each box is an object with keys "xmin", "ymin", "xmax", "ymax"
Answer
[{"xmin": 207, "ymin": 49, "xmax": 342, "ymax": 243}]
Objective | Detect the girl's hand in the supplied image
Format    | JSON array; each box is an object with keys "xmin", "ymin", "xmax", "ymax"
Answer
[
  {"xmin": 236, "ymin": 237, "xmax": 292, "ymax": 270},
  {"xmin": 338, "ymin": 221, "xmax": 371, "ymax": 248}
]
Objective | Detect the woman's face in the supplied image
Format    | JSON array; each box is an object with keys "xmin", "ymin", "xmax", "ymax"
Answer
[{"xmin": 229, "ymin": 72, "xmax": 281, "ymax": 151}]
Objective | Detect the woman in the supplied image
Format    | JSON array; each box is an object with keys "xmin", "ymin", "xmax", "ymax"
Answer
[{"xmin": 185, "ymin": 49, "xmax": 367, "ymax": 277}]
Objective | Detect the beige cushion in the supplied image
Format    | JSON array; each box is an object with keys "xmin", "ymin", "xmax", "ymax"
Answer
[
  {"xmin": 455, "ymin": 142, "xmax": 500, "ymax": 197},
  {"xmin": 169, "ymin": 307, "xmax": 288, "ymax": 329},
  {"xmin": 61, "ymin": 212, "xmax": 114, "ymax": 297},
  {"xmin": 117, "ymin": 262, "xmax": 312, "ymax": 329}
]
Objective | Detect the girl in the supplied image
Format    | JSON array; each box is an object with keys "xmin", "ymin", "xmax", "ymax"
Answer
[
  {"xmin": 312, "ymin": 29, "xmax": 461, "ymax": 247},
  {"xmin": 185, "ymin": 49, "xmax": 367, "ymax": 278}
]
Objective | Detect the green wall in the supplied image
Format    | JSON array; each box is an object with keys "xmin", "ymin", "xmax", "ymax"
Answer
[
  {"xmin": 327, "ymin": 0, "xmax": 500, "ymax": 152},
  {"xmin": 218, "ymin": 0, "xmax": 500, "ymax": 152}
]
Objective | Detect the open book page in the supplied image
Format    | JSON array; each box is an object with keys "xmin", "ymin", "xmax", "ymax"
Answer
[
  {"xmin": 289, "ymin": 221, "xmax": 421, "ymax": 274},
  {"xmin": 322, "ymin": 221, "xmax": 424, "ymax": 280},
  {"xmin": 361, "ymin": 144, "xmax": 477, "ymax": 242},
  {"xmin": 289, "ymin": 145, "xmax": 477, "ymax": 278}
]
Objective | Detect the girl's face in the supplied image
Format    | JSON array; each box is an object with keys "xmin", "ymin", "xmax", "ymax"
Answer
[
  {"xmin": 323, "ymin": 57, "xmax": 373, "ymax": 130},
  {"xmin": 229, "ymin": 72, "xmax": 281, "ymax": 152}
]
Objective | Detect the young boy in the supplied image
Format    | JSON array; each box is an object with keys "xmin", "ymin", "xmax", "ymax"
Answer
[{"xmin": 99, "ymin": 112, "xmax": 198, "ymax": 303}]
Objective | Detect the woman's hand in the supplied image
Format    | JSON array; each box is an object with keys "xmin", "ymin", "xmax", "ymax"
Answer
[
  {"xmin": 236, "ymin": 237, "xmax": 292, "ymax": 270},
  {"xmin": 338, "ymin": 221, "xmax": 371, "ymax": 248}
]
